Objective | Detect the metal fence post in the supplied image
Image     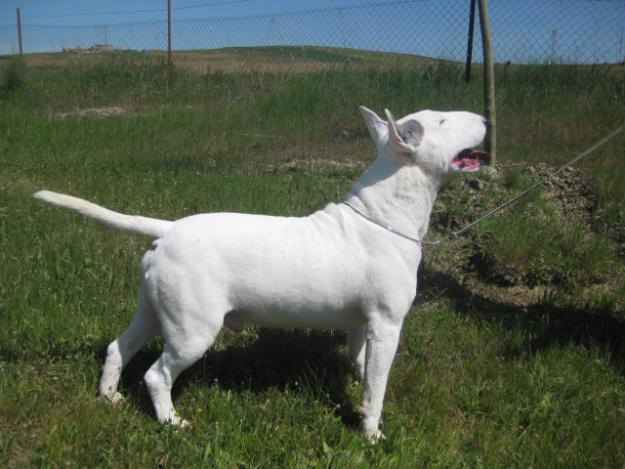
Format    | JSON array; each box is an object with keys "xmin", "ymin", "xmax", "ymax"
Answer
[
  {"xmin": 477, "ymin": 0, "xmax": 496, "ymax": 165},
  {"xmin": 167, "ymin": 0, "xmax": 173, "ymax": 91},
  {"xmin": 464, "ymin": 0, "xmax": 476, "ymax": 82},
  {"xmin": 16, "ymin": 8, "xmax": 23, "ymax": 56}
]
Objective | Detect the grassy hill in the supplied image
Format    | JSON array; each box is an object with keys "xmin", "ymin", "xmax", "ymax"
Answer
[{"xmin": 1, "ymin": 48, "xmax": 625, "ymax": 467}]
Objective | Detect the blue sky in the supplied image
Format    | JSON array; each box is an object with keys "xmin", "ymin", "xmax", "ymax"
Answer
[{"xmin": 0, "ymin": 1, "xmax": 623, "ymax": 63}]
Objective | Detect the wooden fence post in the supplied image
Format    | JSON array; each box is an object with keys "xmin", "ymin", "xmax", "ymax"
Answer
[{"xmin": 477, "ymin": 0, "xmax": 496, "ymax": 165}]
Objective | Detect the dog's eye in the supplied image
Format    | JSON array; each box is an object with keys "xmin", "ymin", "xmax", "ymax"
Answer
[{"xmin": 439, "ymin": 119, "xmax": 446, "ymax": 125}]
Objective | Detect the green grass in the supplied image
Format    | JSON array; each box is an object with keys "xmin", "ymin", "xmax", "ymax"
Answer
[
  {"xmin": 468, "ymin": 167, "xmax": 616, "ymax": 289},
  {"xmin": 478, "ymin": 211, "xmax": 615, "ymax": 288},
  {"xmin": 1, "ymin": 50, "xmax": 625, "ymax": 467}
]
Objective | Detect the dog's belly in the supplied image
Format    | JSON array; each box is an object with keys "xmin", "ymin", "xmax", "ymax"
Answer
[{"xmin": 229, "ymin": 302, "xmax": 364, "ymax": 330}]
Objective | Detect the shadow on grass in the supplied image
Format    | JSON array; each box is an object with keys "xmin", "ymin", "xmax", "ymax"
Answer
[
  {"xmin": 419, "ymin": 263, "xmax": 625, "ymax": 370},
  {"xmin": 86, "ymin": 263, "xmax": 625, "ymax": 426},
  {"xmin": 106, "ymin": 328, "xmax": 360, "ymax": 428}
]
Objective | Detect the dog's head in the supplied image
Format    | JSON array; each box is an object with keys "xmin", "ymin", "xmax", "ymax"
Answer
[{"xmin": 359, "ymin": 106, "xmax": 488, "ymax": 175}]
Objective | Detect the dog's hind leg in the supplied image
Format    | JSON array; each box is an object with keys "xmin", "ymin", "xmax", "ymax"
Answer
[
  {"xmin": 98, "ymin": 289, "xmax": 160, "ymax": 403},
  {"xmin": 143, "ymin": 316, "xmax": 223, "ymax": 426}
]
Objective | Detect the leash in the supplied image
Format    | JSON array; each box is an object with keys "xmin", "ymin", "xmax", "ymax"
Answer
[{"xmin": 344, "ymin": 123, "xmax": 625, "ymax": 247}]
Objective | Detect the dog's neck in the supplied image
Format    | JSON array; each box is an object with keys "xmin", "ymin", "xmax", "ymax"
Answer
[{"xmin": 343, "ymin": 156, "xmax": 443, "ymax": 246}]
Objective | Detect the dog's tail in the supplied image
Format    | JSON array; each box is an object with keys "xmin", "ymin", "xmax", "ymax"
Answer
[{"xmin": 33, "ymin": 190, "xmax": 173, "ymax": 238}]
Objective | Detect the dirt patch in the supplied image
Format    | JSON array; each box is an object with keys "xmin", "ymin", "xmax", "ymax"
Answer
[
  {"xmin": 277, "ymin": 158, "xmax": 364, "ymax": 172},
  {"xmin": 606, "ymin": 218, "xmax": 625, "ymax": 257},
  {"xmin": 425, "ymin": 162, "xmax": 619, "ymax": 308},
  {"xmin": 524, "ymin": 163, "xmax": 598, "ymax": 229},
  {"xmin": 468, "ymin": 248, "xmax": 523, "ymax": 287},
  {"xmin": 55, "ymin": 106, "xmax": 128, "ymax": 119}
]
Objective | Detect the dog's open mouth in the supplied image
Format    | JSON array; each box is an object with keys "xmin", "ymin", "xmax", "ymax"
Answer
[{"xmin": 451, "ymin": 149, "xmax": 488, "ymax": 172}]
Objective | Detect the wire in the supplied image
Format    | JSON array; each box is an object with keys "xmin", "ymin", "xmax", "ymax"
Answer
[
  {"xmin": 0, "ymin": 0, "xmax": 250, "ymax": 23},
  {"xmin": 0, "ymin": 0, "xmax": 424, "ymax": 28}
]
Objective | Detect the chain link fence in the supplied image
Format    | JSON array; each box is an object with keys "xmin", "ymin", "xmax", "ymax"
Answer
[{"xmin": 1, "ymin": 0, "xmax": 624, "ymax": 66}]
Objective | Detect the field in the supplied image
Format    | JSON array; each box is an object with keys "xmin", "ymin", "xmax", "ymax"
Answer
[{"xmin": 1, "ymin": 47, "xmax": 625, "ymax": 467}]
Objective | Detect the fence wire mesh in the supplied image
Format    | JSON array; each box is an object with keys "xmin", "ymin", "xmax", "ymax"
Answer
[{"xmin": 1, "ymin": 0, "xmax": 624, "ymax": 66}]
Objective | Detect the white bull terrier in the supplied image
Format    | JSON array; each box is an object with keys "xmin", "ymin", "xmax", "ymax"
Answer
[{"xmin": 34, "ymin": 106, "xmax": 487, "ymax": 440}]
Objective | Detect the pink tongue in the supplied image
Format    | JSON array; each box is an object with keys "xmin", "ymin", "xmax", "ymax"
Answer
[{"xmin": 452, "ymin": 150, "xmax": 487, "ymax": 171}]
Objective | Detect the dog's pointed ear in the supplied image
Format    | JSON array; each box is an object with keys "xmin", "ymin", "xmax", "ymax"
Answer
[
  {"xmin": 385, "ymin": 108, "xmax": 423, "ymax": 156},
  {"xmin": 359, "ymin": 106, "xmax": 387, "ymax": 144}
]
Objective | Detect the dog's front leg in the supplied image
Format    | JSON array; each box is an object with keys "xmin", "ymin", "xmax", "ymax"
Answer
[{"xmin": 359, "ymin": 317, "xmax": 402, "ymax": 441}]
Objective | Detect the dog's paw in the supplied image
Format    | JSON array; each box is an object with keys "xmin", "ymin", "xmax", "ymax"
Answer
[
  {"xmin": 99, "ymin": 391, "xmax": 124, "ymax": 405},
  {"xmin": 360, "ymin": 417, "xmax": 386, "ymax": 443},
  {"xmin": 362, "ymin": 426, "xmax": 386, "ymax": 443},
  {"xmin": 167, "ymin": 414, "xmax": 190, "ymax": 429}
]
